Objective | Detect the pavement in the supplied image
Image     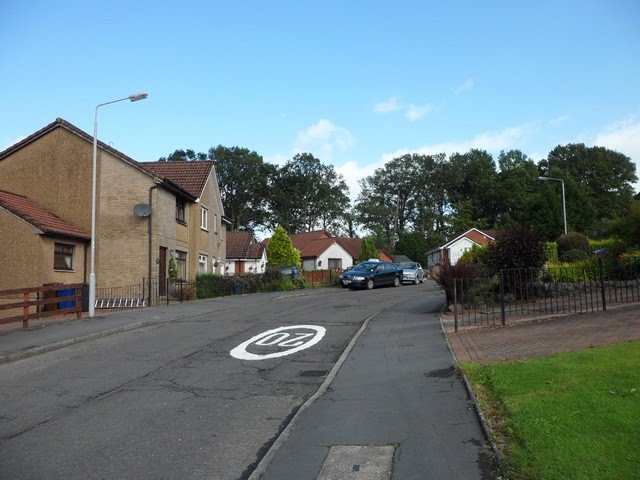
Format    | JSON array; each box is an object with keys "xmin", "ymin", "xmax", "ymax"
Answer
[
  {"xmin": 446, "ymin": 302, "xmax": 640, "ymax": 364},
  {"xmin": 2, "ymin": 290, "xmax": 639, "ymax": 479}
]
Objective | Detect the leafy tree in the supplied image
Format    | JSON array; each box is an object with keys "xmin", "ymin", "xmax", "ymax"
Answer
[
  {"xmin": 208, "ymin": 145, "xmax": 276, "ymax": 231},
  {"xmin": 359, "ymin": 237, "xmax": 378, "ymax": 261},
  {"xmin": 542, "ymin": 144, "xmax": 637, "ymax": 222},
  {"xmin": 159, "ymin": 149, "xmax": 207, "ymax": 162},
  {"xmin": 266, "ymin": 227, "xmax": 301, "ymax": 268},
  {"xmin": 395, "ymin": 231, "xmax": 428, "ymax": 266},
  {"xmin": 446, "ymin": 149, "xmax": 499, "ymax": 230},
  {"xmin": 269, "ymin": 153, "xmax": 349, "ymax": 233},
  {"xmin": 495, "ymin": 150, "xmax": 540, "ymax": 227},
  {"xmin": 356, "ymin": 154, "xmax": 418, "ymax": 248}
]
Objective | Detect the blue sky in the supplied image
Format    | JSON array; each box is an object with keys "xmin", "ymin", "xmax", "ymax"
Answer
[{"xmin": 2, "ymin": 0, "xmax": 639, "ymax": 198}]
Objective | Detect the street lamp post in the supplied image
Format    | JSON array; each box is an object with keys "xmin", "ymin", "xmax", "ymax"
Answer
[
  {"xmin": 89, "ymin": 92, "xmax": 148, "ymax": 318},
  {"xmin": 538, "ymin": 176, "xmax": 567, "ymax": 236}
]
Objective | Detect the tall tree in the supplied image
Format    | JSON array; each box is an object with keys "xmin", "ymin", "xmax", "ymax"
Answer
[
  {"xmin": 542, "ymin": 143, "xmax": 637, "ymax": 222},
  {"xmin": 495, "ymin": 150, "xmax": 540, "ymax": 227},
  {"xmin": 208, "ymin": 145, "xmax": 276, "ymax": 231},
  {"xmin": 269, "ymin": 153, "xmax": 349, "ymax": 234},
  {"xmin": 446, "ymin": 149, "xmax": 499, "ymax": 231},
  {"xmin": 356, "ymin": 154, "xmax": 417, "ymax": 248},
  {"xmin": 159, "ymin": 149, "xmax": 207, "ymax": 161}
]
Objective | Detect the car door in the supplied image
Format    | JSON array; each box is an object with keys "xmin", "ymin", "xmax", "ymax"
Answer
[{"xmin": 378, "ymin": 263, "xmax": 393, "ymax": 285}]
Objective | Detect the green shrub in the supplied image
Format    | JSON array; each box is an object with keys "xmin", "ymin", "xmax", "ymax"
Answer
[
  {"xmin": 195, "ymin": 273, "xmax": 221, "ymax": 298},
  {"xmin": 545, "ymin": 260, "xmax": 599, "ymax": 282},
  {"xmin": 557, "ymin": 232, "xmax": 591, "ymax": 257},
  {"xmin": 459, "ymin": 243, "xmax": 491, "ymax": 266},
  {"xmin": 589, "ymin": 238, "xmax": 617, "ymax": 253},
  {"xmin": 546, "ymin": 242, "xmax": 558, "ymax": 263},
  {"xmin": 559, "ymin": 248, "xmax": 590, "ymax": 263}
]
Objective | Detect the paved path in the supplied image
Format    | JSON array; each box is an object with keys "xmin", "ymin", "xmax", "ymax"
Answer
[{"xmin": 447, "ymin": 303, "xmax": 640, "ymax": 364}]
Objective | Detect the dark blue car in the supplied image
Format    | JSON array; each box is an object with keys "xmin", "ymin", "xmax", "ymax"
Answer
[{"xmin": 339, "ymin": 261, "xmax": 402, "ymax": 290}]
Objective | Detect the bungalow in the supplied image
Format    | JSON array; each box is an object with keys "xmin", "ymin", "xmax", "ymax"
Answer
[
  {"xmin": 225, "ymin": 231, "xmax": 267, "ymax": 275},
  {"xmin": 426, "ymin": 228, "xmax": 495, "ymax": 270},
  {"xmin": 286, "ymin": 231, "xmax": 353, "ymax": 271},
  {"xmin": 262, "ymin": 230, "xmax": 394, "ymax": 270}
]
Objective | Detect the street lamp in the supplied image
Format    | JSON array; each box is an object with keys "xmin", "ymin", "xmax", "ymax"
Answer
[
  {"xmin": 89, "ymin": 92, "xmax": 148, "ymax": 318},
  {"xmin": 538, "ymin": 176, "xmax": 567, "ymax": 236}
]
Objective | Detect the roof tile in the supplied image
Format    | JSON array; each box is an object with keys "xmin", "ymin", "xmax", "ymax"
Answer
[
  {"xmin": 140, "ymin": 161, "xmax": 214, "ymax": 198},
  {"xmin": 0, "ymin": 190, "xmax": 90, "ymax": 241}
]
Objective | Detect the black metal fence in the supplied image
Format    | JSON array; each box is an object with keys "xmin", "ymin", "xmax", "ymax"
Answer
[{"xmin": 453, "ymin": 258, "xmax": 640, "ymax": 331}]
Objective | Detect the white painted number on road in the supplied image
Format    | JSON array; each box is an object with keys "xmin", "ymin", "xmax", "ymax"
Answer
[{"xmin": 230, "ymin": 325, "xmax": 326, "ymax": 360}]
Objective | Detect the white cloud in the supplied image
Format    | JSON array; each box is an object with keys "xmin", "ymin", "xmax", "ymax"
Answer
[
  {"xmin": 293, "ymin": 119, "xmax": 355, "ymax": 163},
  {"xmin": 550, "ymin": 115, "xmax": 569, "ymax": 125},
  {"xmin": 379, "ymin": 125, "xmax": 530, "ymax": 163},
  {"xmin": 594, "ymin": 116, "xmax": 640, "ymax": 188},
  {"xmin": 374, "ymin": 97, "xmax": 401, "ymax": 113},
  {"xmin": 336, "ymin": 158, "xmax": 387, "ymax": 203},
  {"xmin": 405, "ymin": 104, "xmax": 435, "ymax": 122},
  {"xmin": 454, "ymin": 78, "xmax": 474, "ymax": 94},
  {"xmin": 374, "ymin": 97, "xmax": 434, "ymax": 121}
]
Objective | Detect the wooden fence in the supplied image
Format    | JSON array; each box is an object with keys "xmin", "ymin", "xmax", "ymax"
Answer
[{"xmin": 0, "ymin": 283, "xmax": 84, "ymax": 329}]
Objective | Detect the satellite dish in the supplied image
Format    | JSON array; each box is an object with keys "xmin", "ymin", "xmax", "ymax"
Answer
[{"xmin": 133, "ymin": 203, "xmax": 152, "ymax": 218}]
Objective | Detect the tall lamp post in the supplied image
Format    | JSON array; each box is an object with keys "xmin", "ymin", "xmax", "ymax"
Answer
[
  {"xmin": 538, "ymin": 176, "xmax": 567, "ymax": 236},
  {"xmin": 89, "ymin": 92, "xmax": 148, "ymax": 318}
]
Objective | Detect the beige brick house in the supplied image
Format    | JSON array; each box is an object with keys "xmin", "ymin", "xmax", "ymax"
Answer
[{"xmin": 0, "ymin": 118, "xmax": 227, "ymax": 292}]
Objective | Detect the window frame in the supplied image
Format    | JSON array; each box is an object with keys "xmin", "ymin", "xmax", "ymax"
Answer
[
  {"xmin": 198, "ymin": 254, "xmax": 208, "ymax": 274},
  {"xmin": 175, "ymin": 250, "xmax": 187, "ymax": 279},
  {"xmin": 54, "ymin": 243, "xmax": 75, "ymax": 271},
  {"xmin": 200, "ymin": 206, "xmax": 208, "ymax": 231},
  {"xmin": 176, "ymin": 198, "xmax": 186, "ymax": 224},
  {"xmin": 328, "ymin": 258, "xmax": 342, "ymax": 269}
]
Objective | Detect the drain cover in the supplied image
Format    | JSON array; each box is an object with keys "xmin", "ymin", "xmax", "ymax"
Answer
[{"xmin": 317, "ymin": 445, "xmax": 394, "ymax": 480}]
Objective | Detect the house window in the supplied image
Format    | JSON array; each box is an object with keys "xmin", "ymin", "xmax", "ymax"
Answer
[
  {"xmin": 328, "ymin": 258, "xmax": 342, "ymax": 269},
  {"xmin": 176, "ymin": 198, "xmax": 186, "ymax": 223},
  {"xmin": 200, "ymin": 207, "xmax": 208, "ymax": 230},
  {"xmin": 198, "ymin": 254, "xmax": 208, "ymax": 274},
  {"xmin": 54, "ymin": 243, "xmax": 74, "ymax": 270},
  {"xmin": 175, "ymin": 250, "xmax": 187, "ymax": 279},
  {"xmin": 214, "ymin": 213, "xmax": 218, "ymax": 233}
]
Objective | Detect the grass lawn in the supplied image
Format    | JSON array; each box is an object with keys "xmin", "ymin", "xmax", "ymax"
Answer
[{"xmin": 463, "ymin": 341, "xmax": 640, "ymax": 480}]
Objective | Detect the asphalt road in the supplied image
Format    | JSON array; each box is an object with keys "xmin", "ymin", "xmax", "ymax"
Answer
[{"xmin": 0, "ymin": 283, "xmax": 435, "ymax": 480}]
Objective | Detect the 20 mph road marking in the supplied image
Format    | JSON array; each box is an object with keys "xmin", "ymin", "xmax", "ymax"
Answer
[{"xmin": 230, "ymin": 325, "xmax": 326, "ymax": 360}]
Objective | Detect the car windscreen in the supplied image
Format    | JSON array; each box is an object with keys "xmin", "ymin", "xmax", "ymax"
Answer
[
  {"xmin": 399, "ymin": 262, "xmax": 417, "ymax": 269},
  {"xmin": 352, "ymin": 262, "xmax": 379, "ymax": 272}
]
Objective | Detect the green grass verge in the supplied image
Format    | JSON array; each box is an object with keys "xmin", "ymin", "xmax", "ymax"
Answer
[{"xmin": 463, "ymin": 341, "xmax": 640, "ymax": 480}]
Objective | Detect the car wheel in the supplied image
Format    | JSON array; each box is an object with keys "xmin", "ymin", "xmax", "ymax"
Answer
[
  {"xmin": 366, "ymin": 278, "xmax": 375, "ymax": 290},
  {"xmin": 414, "ymin": 277, "xmax": 419, "ymax": 285},
  {"xmin": 393, "ymin": 276, "xmax": 400, "ymax": 287}
]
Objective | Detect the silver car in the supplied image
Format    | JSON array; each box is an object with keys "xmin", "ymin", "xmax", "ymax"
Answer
[{"xmin": 398, "ymin": 262, "xmax": 425, "ymax": 285}]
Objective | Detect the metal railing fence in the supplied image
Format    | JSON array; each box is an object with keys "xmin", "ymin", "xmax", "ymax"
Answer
[{"xmin": 453, "ymin": 258, "xmax": 639, "ymax": 331}]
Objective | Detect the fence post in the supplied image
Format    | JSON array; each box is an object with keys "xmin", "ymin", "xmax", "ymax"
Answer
[
  {"xmin": 599, "ymin": 257, "xmax": 607, "ymax": 311},
  {"xmin": 499, "ymin": 270, "xmax": 506, "ymax": 326},
  {"xmin": 22, "ymin": 292, "xmax": 29, "ymax": 329},
  {"xmin": 453, "ymin": 279, "xmax": 458, "ymax": 333}
]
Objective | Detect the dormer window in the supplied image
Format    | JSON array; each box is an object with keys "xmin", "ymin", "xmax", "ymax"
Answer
[{"xmin": 176, "ymin": 198, "xmax": 186, "ymax": 223}]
